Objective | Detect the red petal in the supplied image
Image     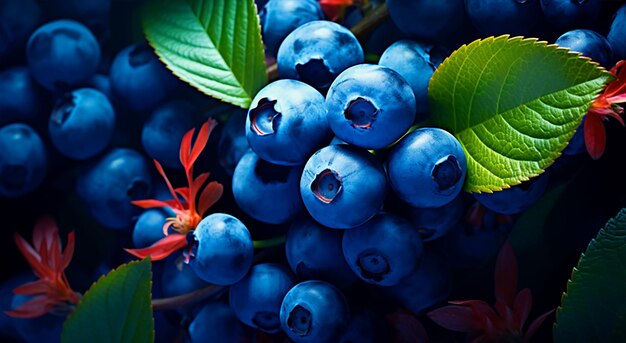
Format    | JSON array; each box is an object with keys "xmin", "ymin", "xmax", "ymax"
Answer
[
  {"xmin": 386, "ymin": 311, "xmax": 429, "ymax": 343},
  {"xmin": 523, "ymin": 308, "xmax": 555, "ymax": 340},
  {"xmin": 5, "ymin": 295, "xmax": 54, "ymax": 318},
  {"xmin": 188, "ymin": 119, "xmax": 217, "ymax": 171},
  {"xmin": 513, "ymin": 288, "xmax": 532, "ymax": 332},
  {"xmin": 62, "ymin": 231, "xmax": 75, "ymax": 270},
  {"xmin": 13, "ymin": 280, "xmax": 53, "ymax": 295},
  {"xmin": 14, "ymin": 233, "xmax": 48, "ymax": 279},
  {"xmin": 198, "ymin": 181, "xmax": 224, "ymax": 215},
  {"xmin": 125, "ymin": 234, "xmax": 187, "ymax": 261},
  {"xmin": 319, "ymin": 0, "xmax": 354, "ymax": 4},
  {"xmin": 33, "ymin": 216, "xmax": 57, "ymax": 253},
  {"xmin": 179, "ymin": 128, "xmax": 194, "ymax": 169},
  {"xmin": 174, "ymin": 187, "xmax": 190, "ymax": 204},
  {"xmin": 584, "ymin": 113, "xmax": 606, "ymax": 160},
  {"xmin": 451, "ymin": 300, "xmax": 504, "ymax": 330},
  {"xmin": 495, "ymin": 240, "xmax": 517, "ymax": 308},
  {"xmin": 153, "ymin": 160, "xmax": 183, "ymax": 208},
  {"xmin": 605, "ymin": 60, "xmax": 626, "ymax": 97},
  {"xmin": 132, "ymin": 199, "xmax": 175, "ymax": 209},
  {"xmin": 427, "ymin": 305, "xmax": 483, "ymax": 332}
]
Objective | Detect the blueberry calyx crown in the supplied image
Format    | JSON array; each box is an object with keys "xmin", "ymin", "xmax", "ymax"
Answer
[
  {"xmin": 126, "ymin": 178, "xmax": 150, "ymax": 200},
  {"xmin": 344, "ymin": 97, "xmax": 378, "ymax": 130},
  {"xmin": 432, "ymin": 155, "xmax": 462, "ymax": 192},
  {"xmin": 287, "ymin": 305, "xmax": 312, "ymax": 336},
  {"xmin": 295, "ymin": 58, "xmax": 334, "ymax": 89},
  {"xmin": 51, "ymin": 93, "xmax": 76, "ymax": 126},
  {"xmin": 252, "ymin": 311, "xmax": 281, "ymax": 332},
  {"xmin": 250, "ymin": 98, "xmax": 280, "ymax": 136},
  {"xmin": 129, "ymin": 44, "xmax": 153, "ymax": 67},
  {"xmin": 311, "ymin": 169, "xmax": 342, "ymax": 204},
  {"xmin": 356, "ymin": 250, "xmax": 390, "ymax": 282}
]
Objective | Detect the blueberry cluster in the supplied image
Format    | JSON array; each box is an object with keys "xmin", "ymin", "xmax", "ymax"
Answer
[{"xmin": 1, "ymin": 0, "xmax": 625, "ymax": 342}]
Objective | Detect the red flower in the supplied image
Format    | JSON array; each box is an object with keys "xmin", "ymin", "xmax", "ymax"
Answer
[
  {"xmin": 427, "ymin": 241, "xmax": 554, "ymax": 343},
  {"xmin": 584, "ymin": 60, "xmax": 626, "ymax": 159},
  {"xmin": 6, "ymin": 216, "xmax": 80, "ymax": 318},
  {"xmin": 125, "ymin": 118, "xmax": 223, "ymax": 261}
]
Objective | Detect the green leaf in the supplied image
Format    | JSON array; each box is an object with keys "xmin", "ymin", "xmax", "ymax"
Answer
[
  {"xmin": 142, "ymin": 0, "xmax": 267, "ymax": 108},
  {"xmin": 61, "ymin": 258, "xmax": 153, "ymax": 343},
  {"xmin": 553, "ymin": 208, "xmax": 626, "ymax": 343},
  {"xmin": 429, "ymin": 35, "xmax": 613, "ymax": 193}
]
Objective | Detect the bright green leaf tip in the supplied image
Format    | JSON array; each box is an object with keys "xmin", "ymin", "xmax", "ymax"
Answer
[
  {"xmin": 553, "ymin": 208, "xmax": 626, "ymax": 343},
  {"xmin": 429, "ymin": 35, "xmax": 613, "ymax": 194},
  {"xmin": 142, "ymin": 0, "xmax": 268, "ymax": 109}
]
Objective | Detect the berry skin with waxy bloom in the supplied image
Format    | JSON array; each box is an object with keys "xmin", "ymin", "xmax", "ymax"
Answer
[
  {"xmin": 5, "ymin": 216, "xmax": 79, "ymax": 319},
  {"xmin": 125, "ymin": 119, "xmax": 224, "ymax": 261},
  {"xmin": 0, "ymin": 123, "xmax": 47, "ymax": 198}
]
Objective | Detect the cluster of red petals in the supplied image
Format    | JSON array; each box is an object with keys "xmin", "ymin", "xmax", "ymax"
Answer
[
  {"xmin": 428, "ymin": 241, "xmax": 554, "ymax": 343},
  {"xmin": 585, "ymin": 60, "xmax": 626, "ymax": 159},
  {"xmin": 6, "ymin": 216, "xmax": 79, "ymax": 318},
  {"xmin": 125, "ymin": 118, "xmax": 223, "ymax": 261}
]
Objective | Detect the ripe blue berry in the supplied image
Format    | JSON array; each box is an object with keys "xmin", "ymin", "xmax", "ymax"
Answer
[
  {"xmin": 474, "ymin": 172, "xmax": 549, "ymax": 215},
  {"xmin": 232, "ymin": 149, "xmax": 305, "ymax": 224},
  {"xmin": 161, "ymin": 257, "xmax": 209, "ymax": 298},
  {"xmin": 189, "ymin": 213, "xmax": 254, "ymax": 285},
  {"xmin": 280, "ymin": 280, "xmax": 350, "ymax": 343},
  {"xmin": 608, "ymin": 5, "xmax": 626, "ymax": 61},
  {"xmin": 218, "ymin": 109, "xmax": 249, "ymax": 176},
  {"xmin": 188, "ymin": 302, "xmax": 251, "ymax": 343},
  {"xmin": 246, "ymin": 79, "xmax": 330, "ymax": 166},
  {"xmin": 540, "ymin": 0, "xmax": 601, "ymax": 30},
  {"xmin": 379, "ymin": 40, "xmax": 445, "ymax": 118},
  {"xmin": 387, "ymin": 127, "xmax": 467, "ymax": 208},
  {"xmin": 555, "ymin": 29, "xmax": 614, "ymax": 68},
  {"xmin": 300, "ymin": 144, "xmax": 387, "ymax": 229},
  {"xmin": 132, "ymin": 209, "xmax": 171, "ymax": 248},
  {"xmin": 465, "ymin": 0, "xmax": 541, "ymax": 37},
  {"xmin": 0, "ymin": 124, "xmax": 47, "ymax": 198},
  {"xmin": 49, "ymin": 88, "xmax": 115, "ymax": 160},
  {"xmin": 386, "ymin": 0, "xmax": 466, "ymax": 41},
  {"xmin": 260, "ymin": 0, "xmax": 324, "ymax": 56},
  {"xmin": 277, "ymin": 20, "xmax": 364, "ymax": 90},
  {"xmin": 229, "ymin": 263, "xmax": 296, "ymax": 333},
  {"xmin": 285, "ymin": 216, "xmax": 357, "ymax": 288},
  {"xmin": 26, "ymin": 19, "xmax": 100, "ymax": 91},
  {"xmin": 42, "ymin": 0, "xmax": 110, "ymax": 41},
  {"xmin": 76, "ymin": 148, "xmax": 152, "ymax": 229},
  {"xmin": 142, "ymin": 100, "xmax": 198, "ymax": 168},
  {"xmin": 437, "ymin": 222, "xmax": 507, "ymax": 270},
  {"xmin": 109, "ymin": 43, "xmax": 180, "ymax": 112},
  {"xmin": 326, "ymin": 64, "xmax": 416, "ymax": 149},
  {"xmin": 0, "ymin": 0, "xmax": 43, "ymax": 66},
  {"xmin": 404, "ymin": 195, "xmax": 464, "ymax": 241},
  {"xmin": 0, "ymin": 66, "xmax": 46, "ymax": 126},
  {"xmin": 342, "ymin": 213, "xmax": 424, "ymax": 286}
]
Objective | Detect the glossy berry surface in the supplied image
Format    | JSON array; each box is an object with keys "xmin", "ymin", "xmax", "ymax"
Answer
[
  {"xmin": 217, "ymin": 109, "xmax": 249, "ymax": 176},
  {"xmin": 386, "ymin": 0, "xmax": 466, "ymax": 40},
  {"xmin": 379, "ymin": 40, "xmax": 445, "ymax": 118},
  {"xmin": 260, "ymin": 0, "xmax": 324, "ymax": 57},
  {"xmin": 109, "ymin": 43, "xmax": 180, "ymax": 112},
  {"xmin": 0, "ymin": 66, "xmax": 45, "ymax": 126},
  {"xmin": 232, "ymin": 149, "xmax": 304, "ymax": 224},
  {"xmin": 474, "ymin": 172, "xmax": 550, "ymax": 215},
  {"xmin": 0, "ymin": 124, "xmax": 47, "ymax": 198},
  {"xmin": 465, "ymin": 0, "xmax": 541, "ymax": 37},
  {"xmin": 246, "ymin": 79, "xmax": 330, "ymax": 165},
  {"xmin": 229, "ymin": 263, "xmax": 295, "ymax": 333},
  {"xmin": 0, "ymin": 0, "xmax": 42, "ymax": 65},
  {"xmin": 342, "ymin": 213, "xmax": 423, "ymax": 286},
  {"xmin": 280, "ymin": 280, "xmax": 350, "ymax": 343},
  {"xmin": 277, "ymin": 20, "xmax": 364, "ymax": 90},
  {"xmin": 300, "ymin": 144, "xmax": 387, "ymax": 229},
  {"xmin": 540, "ymin": 0, "xmax": 601, "ymax": 30},
  {"xmin": 132, "ymin": 209, "xmax": 170, "ymax": 248},
  {"xmin": 49, "ymin": 88, "xmax": 115, "ymax": 159},
  {"xmin": 404, "ymin": 195, "xmax": 464, "ymax": 241},
  {"xmin": 26, "ymin": 19, "xmax": 100, "ymax": 91},
  {"xmin": 285, "ymin": 216, "xmax": 357, "ymax": 288},
  {"xmin": 326, "ymin": 64, "xmax": 416, "ymax": 149},
  {"xmin": 189, "ymin": 213, "xmax": 254, "ymax": 285},
  {"xmin": 142, "ymin": 100, "xmax": 198, "ymax": 168},
  {"xmin": 608, "ymin": 4, "xmax": 626, "ymax": 61},
  {"xmin": 555, "ymin": 29, "xmax": 613, "ymax": 68},
  {"xmin": 76, "ymin": 148, "xmax": 152, "ymax": 229},
  {"xmin": 188, "ymin": 302, "xmax": 251, "ymax": 343},
  {"xmin": 387, "ymin": 127, "xmax": 467, "ymax": 208},
  {"xmin": 160, "ymin": 257, "xmax": 208, "ymax": 298}
]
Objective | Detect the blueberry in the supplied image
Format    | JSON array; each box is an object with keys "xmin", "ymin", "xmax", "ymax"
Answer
[
  {"xmin": 76, "ymin": 148, "xmax": 152, "ymax": 229},
  {"xmin": 608, "ymin": 5, "xmax": 626, "ymax": 61},
  {"xmin": 386, "ymin": 0, "xmax": 466, "ymax": 41},
  {"xmin": 379, "ymin": 40, "xmax": 446, "ymax": 118},
  {"xmin": 218, "ymin": 109, "xmax": 249, "ymax": 176},
  {"xmin": 0, "ymin": 124, "xmax": 47, "ymax": 198},
  {"xmin": 540, "ymin": 0, "xmax": 601, "ymax": 30},
  {"xmin": 109, "ymin": 43, "xmax": 180, "ymax": 112},
  {"xmin": 300, "ymin": 144, "xmax": 387, "ymax": 229},
  {"xmin": 10, "ymin": 294, "xmax": 64, "ymax": 343},
  {"xmin": 338, "ymin": 311, "xmax": 391, "ymax": 343},
  {"xmin": 387, "ymin": 127, "xmax": 467, "ymax": 208},
  {"xmin": 555, "ymin": 29, "xmax": 613, "ymax": 68},
  {"xmin": 142, "ymin": 100, "xmax": 199, "ymax": 168},
  {"xmin": 342, "ymin": 213, "xmax": 423, "ymax": 286},
  {"xmin": 26, "ymin": 19, "xmax": 100, "ymax": 91},
  {"xmin": 404, "ymin": 195, "xmax": 464, "ymax": 241},
  {"xmin": 246, "ymin": 79, "xmax": 330, "ymax": 166},
  {"xmin": 474, "ymin": 172, "xmax": 549, "ymax": 215},
  {"xmin": 326, "ymin": 64, "xmax": 416, "ymax": 149},
  {"xmin": 229, "ymin": 263, "xmax": 296, "ymax": 333},
  {"xmin": 436, "ymin": 221, "xmax": 506, "ymax": 269},
  {"xmin": 41, "ymin": 0, "xmax": 111, "ymax": 41},
  {"xmin": 160, "ymin": 257, "xmax": 209, "ymax": 298},
  {"xmin": 382, "ymin": 252, "xmax": 452, "ymax": 315},
  {"xmin": 465, "ymin": 0, "xmax": 541, "ymax": 37},
  {"xmin": 232, "ymin": 149, "xmax": 304, "ymax": 224},
  {"xmin": 280, "ymin": 280, "xmax": 350, "ymax": 343},
  {"xmin": 260, "ymin": 0, "xmax": 324, "ymax": 57},
  {"xmin": 189, "ymin": 213, "xmax": 254, "ymax": 285},
  {"xmin": 188, "ymin": 302, "xmax": 251, "ymax": 343},
  {"xmin": 285, "ymin": 216, "xmax": 357, "ymax": 288},
  {"xmin": 132, "ymin": 208, "xmax": 172, "ymax": 248},
  {"xmin": 49, "ymin": 88, "xmax": 115, "ymax": 160},
  {"xmin": 0, "ymin": 0, "xmax": 43, "ymax": 66},
  {"xmin": 363, "ymin": 19, "xmax": 408, "ymax": 58},
  {"xmin": 277, "ymin": 20, "xmax": 364, "ymax": 90},
  {"xmin": 84, "ymin": 74, "xmax": 113, "ymax": 100},
  {"xmin": 0, "ymin": 66, "xmax": 46, "ymax": 126}
]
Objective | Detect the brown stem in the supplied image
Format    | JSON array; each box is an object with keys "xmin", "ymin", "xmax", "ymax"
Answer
[{"xmin": 152, "ymin": 285, "xmax": 224, "ymax": 311}]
